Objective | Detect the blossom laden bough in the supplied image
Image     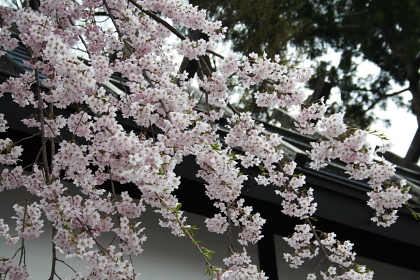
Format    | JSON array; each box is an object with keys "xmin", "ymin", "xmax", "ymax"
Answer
[{"xmin": 0, "ymin": 0, "xmax": 413, "ymax": 279}]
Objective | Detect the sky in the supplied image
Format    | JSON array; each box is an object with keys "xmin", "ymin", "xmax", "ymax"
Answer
[
  {"xmin": 366, "ymin": 92, "xmax": 417, "ymax": 158},
  {"xmin": 308, "ymin": 49, "xmax": 418, "ymax": 159}
]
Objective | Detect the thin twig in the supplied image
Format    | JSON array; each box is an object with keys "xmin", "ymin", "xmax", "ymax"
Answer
[
  {"xmin": 142, "ymin": 69, "xmax": 171, "ymax": 120},
  {"xmin": 305, "ymin": 218, "xmax": 333, "ymax": 267},
  {"xmin": 108, "ymin": 169, "xmax": 125, "ymax": 258},
  {"xmin": 206, "ymin": 49, "xmax": 224, "ymax": 59},
  {"xmin": 67, "ymin": 15, "xmax": 92, "ymax": 60},
  {"xmin": 226, "ymin": 202, "xmax": 237, "ymax": 257},
  {"xmin": 364, "ymin": 87, "xmax": 410, "ymax": 112},
  {"xmin": 154, "ymin": 192, "xmax": 219, "ymax": 274},
  {"xmin": 102, "ymin": 0, "xmax": 125, "ymax": 40},
  {"xmin": 9, "ymin": 133, "xmax": 41, "ymax": 147},
  {"xmin": 196, "ymin": 59, "xmax": 211, "ymax": 118},
  {"xmin": 126, "ymin": 0, "xmax": 186, "ymax": 41},
  {"xmin": 227, "ymin": 103, "xmax": 240, "ymax": 115},
  {"xmin": 74, "ymin": 217, "xmax": 114, "ymax": 260},
  {"xmin": 56, "ymin": 259, "xmax": 77, "ymax": 273},
  {"xmin": 49, "ymin": 103, "xmax": 55, "ymax": 174},
  {"xmin": 35, "ymin": 68, "xmax": 50, "ymax": 181},
  {"xmin": 198, "ymin": 56, "xmax": 213, "ymax": 78}
]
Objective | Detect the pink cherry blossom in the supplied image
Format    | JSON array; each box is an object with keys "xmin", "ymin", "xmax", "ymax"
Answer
[{"xmin": 0, "ymin": 0, "xmax": 413, "ymax": 279}]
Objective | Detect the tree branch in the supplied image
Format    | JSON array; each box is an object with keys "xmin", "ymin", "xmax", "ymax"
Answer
[
  {"xmin": 340, "ymin": 9, "xmax": 369, "ymax": 17},
  {"xmin": 155, "ymin": 192, "xmax": 220, "ymax": 276},
  {"xmin": 126, "ymin": 0, "xmax": 186, "ymax": 40},
  {"xmin": 48, "ymin": 227, "xmax": 57, "ymax": 280},
  {"xmin": 35, "ymin": 68, "xmax": 51, "ymax": 181},
  {"xmin": 365, "ymin": 87, "xmax": 410, "ymax": 112},
  {"xmin": 126, "ymin": 0, "xmax": 224, "ymax": 59}
]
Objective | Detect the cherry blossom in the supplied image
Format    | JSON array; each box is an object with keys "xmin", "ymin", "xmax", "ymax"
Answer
[{"xmin": 0, "ymin": 0, "xmax": 413, "ymax": 279}]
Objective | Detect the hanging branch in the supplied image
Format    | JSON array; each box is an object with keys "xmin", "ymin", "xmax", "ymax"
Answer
[
  {"xmin": 154, "ymin": 192, "xmax": 220, "ymax": 276},
  {"xmin": 34, "ymin": 68, "xmax": 50, "ymax": 181}
]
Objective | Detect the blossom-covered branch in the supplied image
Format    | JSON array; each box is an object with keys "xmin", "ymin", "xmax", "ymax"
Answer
[{"xmin": 0, "ymin": 0, "xmax": 413, "ymax": 279}]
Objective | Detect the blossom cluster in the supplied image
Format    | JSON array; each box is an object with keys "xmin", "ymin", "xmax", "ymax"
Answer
[
  {"xmin": 0, "ymin": 0, "xmax": 414, "ymax": 279},
  {"xmin": 294, "ymin": 99, "xmax": 411, "ymax": 227},
  {"xmin": 0, "ymin": 258, "xmax": 29, "ymax": 280},
  {"xmin": 77, "ymin": 245, "xmax": 140, "ymax": 280},
  {"xmin": 284, "ymin": 224, "xmax": 374, "ymax": 280},
  {"xmin": 207, "ymin": 199, "xmax": 266, "ymax": 246},
  {"xmin": 0, "ymin": 219, "xmax": 19, "ymax": 245},
  {"xmin": 276, "ymin": 175, "xmax": 317, "ymax": 219},
  {"xmin": 0, "ymin": 6, "xmax": 19, "ymax": 57},
  {"xmin": 0, "ymin": 138, "xmax": 23, "ymax": 165},
  {"xmin": 237, "ymin": 53, "xmax": 311, "ymax": 108},
  {"xmin": 0, "ymin": 113, "xmax": 7, "ymax": 133},
  {"xmin": 283, "ymin": 224, "xmax": 318, "ymax": 268},
  {"xmin": 13, "ymin": 202, "xmax": 44, "ymax": 239},
  {"xmin": 219, "ymin": 250, "xmax": 268, "ymax": 280},
  {"xmin": 367, "ymin": 180, "xmax": 412, "ymax": 227}
]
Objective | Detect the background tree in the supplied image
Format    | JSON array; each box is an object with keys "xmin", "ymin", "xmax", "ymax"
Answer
[{"xmin": 189, "ymin": 0, "xmax": 420, "ymax": 129}]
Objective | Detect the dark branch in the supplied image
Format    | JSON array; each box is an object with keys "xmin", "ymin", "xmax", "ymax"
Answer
[{"xmin": 365, "ymin": 87, "xmax": 410, "ymax": 112}]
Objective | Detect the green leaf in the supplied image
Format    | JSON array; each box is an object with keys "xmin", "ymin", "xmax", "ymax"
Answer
[
  {"xmin": 405, "ymin": 202, "xmax": 414, "ymax": 208},
  {"xmin": 158, "ymin": 167, "xmax": 165, "ymax": 175},
  {"xmin": 228, "ymin": 151, "xmax": 238, "ymax": 160},
  {"xmin": 190, "ymin": 225, "xmax": 200, "ymax": 231},
  {"xmin": 202, "ymin": 247, "xmax": 215, "ymax": 258},
  {"xmin": 174, "ymin": 203, "xmax": 182, "ymax": 211},
  {"xmin": 211, "ymin": 142, "xmax": 221, "ymax": 151},
  {"xmin": 204, "ymin": 267, "xmax": 213, "ymax": 276}
]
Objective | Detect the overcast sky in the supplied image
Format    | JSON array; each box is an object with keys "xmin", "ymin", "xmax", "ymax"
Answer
[{"xmin": 312, "ymin": 49, "xmax": 418, "ymax": 159}]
